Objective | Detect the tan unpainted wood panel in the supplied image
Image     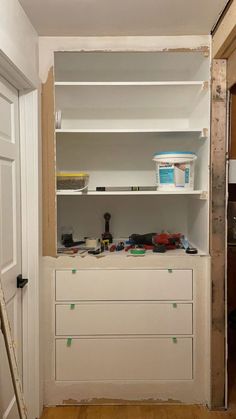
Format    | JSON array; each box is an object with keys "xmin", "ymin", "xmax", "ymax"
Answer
[
  {"xmin": 230, "ymin": 86, "xmax": 236, "ymax": 158},
  {"xmin": 212, "ymin": 0, "xmax": 236, "ymax": 58},
  {"xmin": 228, "ymin": 48, "xmax": 236, "ymax": 89},
  {"xmin": 41, "ymin": 405, "xmax": 236, "ymax": 418},
  {"xmin": 42, "ymin": 67, "xmax": 56, "ymax": 256}
]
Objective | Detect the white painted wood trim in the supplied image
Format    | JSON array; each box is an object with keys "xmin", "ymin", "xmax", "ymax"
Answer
[
  {"xmin": 0, "ymin": 50, "xmax": 34, "ymax": 90},
  {"xmin": 20, "ymin": 89, "xmax": 40, "ymax": 419}
]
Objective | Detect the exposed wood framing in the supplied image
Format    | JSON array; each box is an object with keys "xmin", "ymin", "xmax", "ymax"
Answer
[
  {"xmin": 229, "ymin": 86, "xmax": 236, "ymax": 159},
  {"xmin": 210, "ymin": 59, "xmax": 227, "ymax": 408},
  {"xmin": 212, "ymin": 0, "xmax": 236, "ymax": 58},
  {"xmin": 228, "ymin": 48, "xmax": 236, "ymax": 89},
  {"xmin": 42, "ymin": 67, "xmax": 56, "ymax": 257}
]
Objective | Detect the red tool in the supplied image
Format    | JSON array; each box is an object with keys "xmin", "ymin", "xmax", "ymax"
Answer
[{"xmin": 152, "ymin": 233, "xmax": 182, "ymax": 250}]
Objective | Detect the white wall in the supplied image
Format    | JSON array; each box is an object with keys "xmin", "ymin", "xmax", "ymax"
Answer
[
  {"xmin": 0, "ymin": 0, "xmax": 39, "ymax": 85},
  {"xmin": 39, "ymin": 35, "xmax": 210, "ymax": 83}
]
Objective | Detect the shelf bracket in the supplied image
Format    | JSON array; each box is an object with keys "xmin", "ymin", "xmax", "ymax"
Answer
[
  {"xmin": 199, "ymin": 191, "xmax": 208, "ymax": 200},
  {"xmin": 199, "ymin": 128, "xmax": 208, "ymax": 139},
  {"xmin": 202, "ymin": 81, "xmax": 209, "ymax": 90}
]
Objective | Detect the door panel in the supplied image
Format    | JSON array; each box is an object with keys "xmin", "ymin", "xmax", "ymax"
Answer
[
  {"xmin": 1, "ymin": 160, "xmax": 15, "ymax": 271},
  {"xmin": 0, "ymin": 93, "xmax": 13, "ymax": 143},
  {"xmin": 0, "ymin": 76, "xmax": 22, "ymax": 419}
]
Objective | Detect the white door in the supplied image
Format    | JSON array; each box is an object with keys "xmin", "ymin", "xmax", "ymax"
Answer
[{"xmin": 0, "ymin": 77, "xmax": 23, "ymax": 419}]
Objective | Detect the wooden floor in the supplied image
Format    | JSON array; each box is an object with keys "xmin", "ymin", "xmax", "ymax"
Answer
[
  {"xmin": 41, "ymin": 338, "xmax": 236, "ymax": 419},
  {"xmin": 41, "ymin": 404, "xmax": 236, "ymax": 419}
]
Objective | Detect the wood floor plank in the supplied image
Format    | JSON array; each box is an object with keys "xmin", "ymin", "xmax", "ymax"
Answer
[
  {"xmin": 41, "ymin": 405, "xmax": 236, "ymax": 419},
  {"xmin": 41, "ymin": 406, "xmax": 81, "ymax": 419}
]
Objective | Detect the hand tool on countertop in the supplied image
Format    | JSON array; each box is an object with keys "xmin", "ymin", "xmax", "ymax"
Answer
[{"xmin": 102, "ymin": 212, "xmax": 113, "ymax": 243}]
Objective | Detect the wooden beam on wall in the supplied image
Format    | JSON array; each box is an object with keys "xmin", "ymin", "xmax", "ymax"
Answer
[
  {"xmin": 210, "ymin": 59, "xmax": 227, "ymax": 408},
  {"xmin": 42, "ymin": 67, "xmax": 56, "ymax": 257},
  {"xmin": 228, "ymin": 48, "xmax": 236, "ymax": 89},
  {"xmin": 212, "ymin": 0, "xmax": 236, "ymax": 58},
  {"xmin": 229, "ymin": 86, "xmax": 236, "ymax": 159}
]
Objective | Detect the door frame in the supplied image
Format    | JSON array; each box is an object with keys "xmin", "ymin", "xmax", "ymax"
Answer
[{"xmin": 0, "ymin": 50, "xmax": 40, "ymax": 418}]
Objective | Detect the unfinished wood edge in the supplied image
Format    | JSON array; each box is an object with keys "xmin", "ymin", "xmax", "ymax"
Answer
[
  {"xmin": 42, "ymin": 66, "xmax": 57, "ymax": 257},
  {"xmin": 162, "ymin": 46, "xmax": 209, "ymax": 55},
  {"xmin": 212, "ymin": 0, "xmax": 236, "ymax": 58},
  {"xmin": 229, "ymin": 85, "xmax": 236, "ymax": 159},
  {"xmin": 228, "ymin": 48, "xmax": 236, "ymax": 89},
  {"xmin": 210, "ymin": 59, "xmax": 227, "ymax": 409}
]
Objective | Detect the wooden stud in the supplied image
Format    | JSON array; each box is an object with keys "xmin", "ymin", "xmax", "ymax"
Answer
[
  {"xmin": 212, "ymin": 0, "xmax": 236, "ymax": 58},
  {"xmin": 229, "ymin": 85, "xmax": 236, "ymax": 159},
  {"xmin": 210, "ymin": 59, "xmax": 227, "ymax": 408},
  {"xmin": 228, "ymin": 48, "xmax": 236, "ymax": 89},
  {"xmin": 42, "ymin": 67, "xmax": 56, "ymax": 257}
]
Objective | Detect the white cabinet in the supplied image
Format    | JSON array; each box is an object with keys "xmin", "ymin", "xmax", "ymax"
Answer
[
  {"xmin": 56, "ymin": 302, "xmax": 193, "ymax": 335},
  {"xmin": 55, "ymin": 269, "xmax": 193, "ymax": 301},
  {"xmin": 54, "ymin": 268, "xmax": 194, "ymax": 382},
  {"xmin": 42, "ymin": 46, "xmax": 211, "ymax": 405},
  {"xmin": 56, "ymin": 337, "xmax": 193, "ymax": 381}
]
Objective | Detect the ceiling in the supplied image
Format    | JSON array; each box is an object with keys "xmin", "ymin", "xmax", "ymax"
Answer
[{"xmin": 19, "ymin": 0, "xmax": 228, "ymax": 37}]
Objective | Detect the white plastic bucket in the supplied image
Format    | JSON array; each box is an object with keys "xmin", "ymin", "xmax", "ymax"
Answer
[{"xmin": 153, "ymin": 152, "xmax": 197, "ymax": 190}]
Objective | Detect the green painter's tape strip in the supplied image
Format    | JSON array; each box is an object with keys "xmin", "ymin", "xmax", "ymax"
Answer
[
  {"xmin": 70, "ymin": 304, "xmax": 75, "ymax": 310},
  {"xmin": 72, "ymin": 269, "xmax": 77, "ymax": 274},
  {"xmin": 173, "ymin": 303, "xmax": 177, "ymax": 308},
  {"xmin": 67, "ymin": 338, "xmax": 72, "ymax": 347},
  {"xmin": 172, "ymin": 337, "xmax": 177, "ymax": 344}
]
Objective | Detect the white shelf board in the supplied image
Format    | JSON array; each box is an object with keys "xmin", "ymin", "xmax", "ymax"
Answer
[
  {"xmin": 56, "ymin": 128, "xmax": 207, "ymax": 135},
  {"xmin": 57, "ymin": 189, "xmax": 207, "ymax": 198},
  {"xmin": 57, "ymin": 248, "xmax": 208, "ymax": 258},
  {"xmin": 55, "ymin": 83, "xmax": 206, "ymax": 111},
  {"xmin": 55, "ymin": 81, "xmax": 205, "ymax": 87}
]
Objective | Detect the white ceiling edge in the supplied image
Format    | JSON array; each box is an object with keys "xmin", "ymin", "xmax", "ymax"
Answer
[
  {"xmin": 19, "ymin": 0, "xmax": 228, "ymax": 37},
  {"xmin": 39, "ymin": 35, "xmax": 211, "ymax": 83}
]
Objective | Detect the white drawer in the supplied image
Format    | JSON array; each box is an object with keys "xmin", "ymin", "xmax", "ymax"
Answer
[
  {"xmin": 56, "ymin": 302, "xmax": 193, "ymax": 336},
  {"xmin": 55, "ymin": 269, "xmax": 193, "ymax": 301},
  {"xmin": 55, "ymin": 337, "xmax": 193, "ymax": 381}
]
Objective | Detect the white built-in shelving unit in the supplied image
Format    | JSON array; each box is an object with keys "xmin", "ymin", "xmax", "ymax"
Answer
[
  {"xmin": 42, "ymin": 46, "xmax": 212, "ymax": 406},
  {"xmin": 54, "ymin": 51, "xmax": 210, "ymax": 254}
]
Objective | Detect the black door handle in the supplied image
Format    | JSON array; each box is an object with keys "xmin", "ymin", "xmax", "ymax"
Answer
[{"xmin": 17, "ymin": 274, "xmax": 28, "ymax": 289}]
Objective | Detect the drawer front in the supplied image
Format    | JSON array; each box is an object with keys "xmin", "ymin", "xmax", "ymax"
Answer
[
  {"xmin": 56, "ymin": 302, "xmax": 193, "ymax": 336},
  {"xmin": 55, "ymin": 269, "xmax": 193, "ymax": 301},
  {"xmin": 56, "ymin": 337, "xmax": 193, "ymax": 381}
]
